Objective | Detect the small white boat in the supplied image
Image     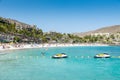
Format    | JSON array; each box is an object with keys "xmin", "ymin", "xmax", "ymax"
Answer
[
  {"xmin": 94, "ymin": 53, "xmax": 111, "ymax": 58},
  {"xmin": 52, "ymin": 53, "xmax": 68, "ymax": 59}
]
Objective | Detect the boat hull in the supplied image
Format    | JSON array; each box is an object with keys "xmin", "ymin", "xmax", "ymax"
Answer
[
  {"xmin": 94, "ymin": 54, "xmax": 111, "ymax": 58},
  {"xmin": 94, "ymin": 56, "xmax": 111, "ymax": 58},
  {"xmin": 52, "ymin": 56, "xmax": 68, "ymax": 59}
]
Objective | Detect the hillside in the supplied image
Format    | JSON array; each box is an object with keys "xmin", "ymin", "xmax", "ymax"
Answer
[
  {"xmin": 0, "ymin": 16, "xmax": 81, "ymax": 43},
  {"xmin": 0, "ymin": 16, "xmax": 120, "ymax": 44},
  {"xmin": 0, "ymin": 16, "xmax": 33, "ymax": 30},
  {"xmin": 0, "ymin": 16, "xmax": 43, "ymax": 43},
  {"xmin": 74, "ymin": 25, "xmax": 120, "ymax": 37}
]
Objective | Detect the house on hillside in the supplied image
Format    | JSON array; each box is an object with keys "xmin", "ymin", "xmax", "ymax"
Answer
[{"xmin": 91, "ymin": 33, "xmax": 110, "ymax": 37}]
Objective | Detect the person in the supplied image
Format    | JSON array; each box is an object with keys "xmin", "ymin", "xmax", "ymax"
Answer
[
  {"xmin": 41, "ymin": 52, "xmax": 45, "ymax": 56},
  {"xmin": 2, "ymin": 45, "xmax": 5, "ymax": 49}
]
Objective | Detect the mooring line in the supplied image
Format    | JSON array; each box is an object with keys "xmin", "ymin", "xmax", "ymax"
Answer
[{"xmin": 1, "ymin": 56, "xmax": 120, "ymax": 59}]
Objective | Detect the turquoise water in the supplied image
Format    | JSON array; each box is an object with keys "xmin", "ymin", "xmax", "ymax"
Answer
[{"xmin": 0, "ymin": 46, "xmax": 120, "ymax": 80}]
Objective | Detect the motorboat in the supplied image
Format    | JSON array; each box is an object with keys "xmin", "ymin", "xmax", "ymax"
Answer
[
  {"xmin": 52, "ymin": 53, "xmax": 68, "ymax": 59},
  {"xmin": 94, "ymin": 53, "xmax": 111, "ymax": 58}
]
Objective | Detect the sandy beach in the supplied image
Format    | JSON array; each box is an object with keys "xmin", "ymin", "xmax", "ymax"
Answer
[{"xmin": 0, "ymin": 43, "xmax": 109, "ymax": 52}]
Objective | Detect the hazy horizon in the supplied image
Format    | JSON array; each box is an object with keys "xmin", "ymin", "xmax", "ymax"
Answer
[{"xmin": 0, "ymin": 0, "xmax": 120, "ymax": 33}]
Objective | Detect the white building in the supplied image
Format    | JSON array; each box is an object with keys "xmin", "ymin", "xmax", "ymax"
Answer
[{"xmin": 91, "ymin": 33, "xmax": 110, "ymax": 37}]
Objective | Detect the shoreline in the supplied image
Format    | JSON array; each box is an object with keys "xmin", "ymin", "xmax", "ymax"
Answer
[{"xmin": 0, "ymin": 43, "xmax": 109, "ymax": 52}]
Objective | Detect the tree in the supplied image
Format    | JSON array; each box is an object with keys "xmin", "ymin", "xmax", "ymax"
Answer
[{"xmin": 14, "ymin": 36, "xmax": 21, "ymax": 42}]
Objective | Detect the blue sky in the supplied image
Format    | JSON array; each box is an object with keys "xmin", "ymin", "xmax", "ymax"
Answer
[{"xmin": 0, "ymin": 0, "xmax": 120, "ymax": 33}]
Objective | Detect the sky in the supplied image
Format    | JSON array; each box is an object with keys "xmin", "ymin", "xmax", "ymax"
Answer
[{"xmin": 0, "ymin": 0, "xmax": 120, "ymax": 33}]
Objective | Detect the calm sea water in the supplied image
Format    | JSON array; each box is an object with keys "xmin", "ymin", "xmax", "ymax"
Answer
[{"xmin": 0, "ymin": 46, "xmax": 120, "ymax": 80}]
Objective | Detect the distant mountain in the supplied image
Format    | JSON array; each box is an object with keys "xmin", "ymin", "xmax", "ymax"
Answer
[{"xmin": 73, "ymin": 25, "xmax": 120, "ymax": 37}]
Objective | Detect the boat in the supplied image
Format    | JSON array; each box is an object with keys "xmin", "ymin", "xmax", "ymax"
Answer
[
  {"xmin": 52, "ymin": 53, "xmax": 68, "ymax": 59},
  {"xmin": 94, "ymin": 53, "xmax": 111, "ymax": 58}
]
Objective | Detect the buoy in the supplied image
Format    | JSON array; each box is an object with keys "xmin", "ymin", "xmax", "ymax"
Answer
[
  {"xmin": 81, "ymin": 56, "xmax": 84, "ymax": 58},
  {"xmin": 36, "ymin": 56, "xmax": 39, "ymax": 58},
  {"xmin": 16, "ymin": 56, "xmax": 18, "ymax": 59},
  {"xmin": 23, "ymin": 56, "xmax": 25, "ymax": 58},
  {"xmin": 88, "ymin": 56, "xmax": 90, "ymax": 58}
]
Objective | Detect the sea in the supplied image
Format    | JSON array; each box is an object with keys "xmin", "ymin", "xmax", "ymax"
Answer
[{"xmin": 0, "ymin": 46, "xmax": 120, "ymax": 80}]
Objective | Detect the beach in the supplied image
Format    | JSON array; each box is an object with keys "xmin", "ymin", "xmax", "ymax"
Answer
[{"xmin": 0, "ymin": 43, "xmax": 109, "ymax": 52}]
